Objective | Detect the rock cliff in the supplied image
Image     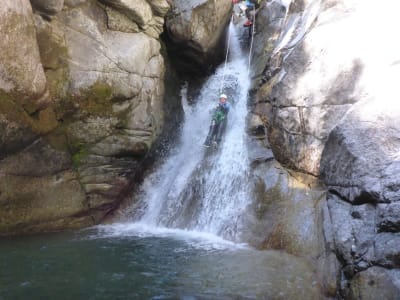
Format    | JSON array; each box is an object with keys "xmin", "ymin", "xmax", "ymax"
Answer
[
  {"xmin": 2, "ymin": 0, "xmax": 399, "ymax": 296},
  {"xmin": 250, "ymin": 0, "xmax": 400, "ymax": 297},
  {"xmin": 0, "ymin": 0, "xmax": 231, "ymax": 234},
  {"xmin": 164, "ymin": 0, "xmax": 233, "ymax": 75},
  {"xmin": 0, "ymin": 0, "xmax": 169, "ymax": 234}
]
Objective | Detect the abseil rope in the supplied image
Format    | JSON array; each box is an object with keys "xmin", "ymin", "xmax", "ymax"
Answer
[
  {"xmin": 220, "ymin": 6, "xmax": 255, "ymax": 91},
  {"xmin": 247, "ymin": 5, "xmax": 256, "ymax": 75},
  {"xmin": 219, "ymin": 14, "xmax": 234, "ymax": 94}
]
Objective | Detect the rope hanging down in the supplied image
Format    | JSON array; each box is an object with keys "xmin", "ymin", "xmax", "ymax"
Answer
[
  {"xmin": 219, "ymin": 14, "xmax": 234, "ymax": 94},
  {"xmin": 247, "ymin": 5, "xmax": 256, "ymax": 75},
  {"xmin": 219, "ymin": 6, "xmax": 256, "ymax": 92}
]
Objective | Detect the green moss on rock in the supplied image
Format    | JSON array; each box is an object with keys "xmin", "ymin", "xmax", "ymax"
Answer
[
  {"xmin": 70, "ymin": 141, "xmax": 89, "ymax": 169},
  {"xmin": 78, "ymin": 82, "xmax": 114, "ymax": 117}
]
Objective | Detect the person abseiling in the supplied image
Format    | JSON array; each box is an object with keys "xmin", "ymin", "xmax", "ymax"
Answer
[
  {"xmin": 243, "ymin": 0, "xmax": 259, "ymax": 38},
  {"xmin": 204, "ymin": 94, "xmax": 230, "ymax": 147}
]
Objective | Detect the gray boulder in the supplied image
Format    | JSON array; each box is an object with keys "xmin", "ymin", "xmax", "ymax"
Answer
[
  {"xmin": 0, "ymin": 0, "xmax": 54, "ymax": 158},
  {"xmin": 320, "ymin": 97, "xmax": 400, "ymax": 204},
  {"xmin": 0, "ymin": 139, "xmax": 91, "ymax": 233},
  {"xmin": 0, "ymin": 0, "xmax": 48, "ymax": 110},
  {"xmin": 345, "ymin": 267, "xmax": 400, "ymax": 300},
  {"xmin": 165, "ymin": 0, "xmax": 232, "ymax": 74},
  {"xmin": 99, "ymin": 0, "xmax": 153, "ymax": 27},
  {"xmin": 100, "ymin": 0, "xmax": 170, "ymax": 38}
]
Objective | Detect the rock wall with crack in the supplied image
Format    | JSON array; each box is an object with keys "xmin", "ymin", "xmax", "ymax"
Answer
[
  {"xmin": 0, "ymin": 0, "xmax": 233, "ymax": 235},
  {"xmin": 248, "ymin": 0, "xmax": 400, "ymax": 297},
  {"xmin": 0, "ymin": 0, "xmax": 171, "ymax": 234},
  {"xmin": 164, "ymin": 0, "xmax": 233, "ymax": 75}
]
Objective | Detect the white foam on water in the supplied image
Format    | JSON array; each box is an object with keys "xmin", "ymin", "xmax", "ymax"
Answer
[{"xmin": 92, "ymin": 223, "xmax": 249, "ymax": 251}]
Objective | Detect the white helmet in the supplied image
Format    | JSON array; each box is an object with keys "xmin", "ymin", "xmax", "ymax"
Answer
[{"xmin": 219, "ymin": 94, "xmax": 227, "ymax": 99}]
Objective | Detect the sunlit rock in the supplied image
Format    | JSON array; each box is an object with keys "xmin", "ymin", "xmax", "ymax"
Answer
[
  {"xmin": 43, "ymin": 1, "xmax": 166, "ymax": 218},
  {"xmin": 252, "ymin": 0, "xmax": 400, "ymax": 176},
  {"xmin": 251, "ymin": 0, "xmax": 400, "ymax": 296},
  {"xmin": 320, "ymin": 96, "xmax": 400, "ymax": 204},
  {"xmin": 99, "ymin": 0, "xmax": 153, "ymax": 27},
  {"xmin": 0, "ymin": 0, "xmax": 56, "ymax": 159},
  {"xmin": 0, "ymin": 0, "xmax": 48, "ymax": 110},
  {"xmin": 100, "ymin": 0, "xmax": 170, "ymax": 37},
  {"xmin": 0, "ymin": 0, "xmax": 170, "ymax": 234}
]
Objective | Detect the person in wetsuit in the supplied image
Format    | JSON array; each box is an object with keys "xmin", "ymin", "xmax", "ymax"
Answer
[{"xmin": 204, "ymin": 94, "xmax": 230, "ymax": 147}]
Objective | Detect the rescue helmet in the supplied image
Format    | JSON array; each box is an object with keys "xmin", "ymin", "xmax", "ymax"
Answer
[{"xmin": 219, "ymin": 94, "xmax": 227, "ymax": 99}]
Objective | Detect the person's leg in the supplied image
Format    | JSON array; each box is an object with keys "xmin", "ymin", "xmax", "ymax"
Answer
[
  {"xmin": 204, "ymin": 121, "xmax": 217, "ymax": 146},
  {"xmin": 216, "ymin": 120, "xmax": 227, "ymax": 144},
  {"xmin": 213, "ymin": 122, "xmax": 221, "ymax": 144}
]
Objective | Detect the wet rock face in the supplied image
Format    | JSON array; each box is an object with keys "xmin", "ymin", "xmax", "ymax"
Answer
[
  {"xmin": 244, "ymin": 128, "xmax": 339, "ymax": 297},
  {"xmin": 164, "ymin": 0, "xmax": 232, "ymax": 75},
  {"xmin": 0, "ymin": 0, "xmax": 171, "ymax": 234}
]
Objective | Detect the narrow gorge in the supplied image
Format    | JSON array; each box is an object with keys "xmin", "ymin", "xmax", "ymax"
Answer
[{"xmin": 1, "ymin": 0, "xmax": 399, "ymax": 299}]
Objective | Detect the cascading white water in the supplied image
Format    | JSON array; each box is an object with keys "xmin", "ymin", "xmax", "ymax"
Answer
[{"xmin": 130, "ymin": 22, "xmax": 252, "ymax": 243}]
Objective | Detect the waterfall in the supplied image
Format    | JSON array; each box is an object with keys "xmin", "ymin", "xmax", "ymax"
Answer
[{"xmin": 129, "ymin": 22, "xmax": 251, "ymax": 243}]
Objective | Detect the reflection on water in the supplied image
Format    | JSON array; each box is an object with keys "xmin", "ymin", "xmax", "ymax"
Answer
[{"xmin": 0, "ymin": 228, "xmax": 321, "ymax": 300}]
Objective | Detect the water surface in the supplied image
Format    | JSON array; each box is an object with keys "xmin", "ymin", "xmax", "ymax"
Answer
[{"xmin": 0, "ymin": 227, "xmax": 320, "ymax": 300}]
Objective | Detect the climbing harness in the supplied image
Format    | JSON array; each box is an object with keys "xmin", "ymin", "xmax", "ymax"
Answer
[{"xmin": 219, "ymin": 14, "xmax": 234, "ymax": 94}]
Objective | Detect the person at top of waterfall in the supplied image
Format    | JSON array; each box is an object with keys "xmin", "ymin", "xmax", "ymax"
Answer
[
  {"xmin": 204, "ymin": 94, "xmax": 230, "ymax": 147},
  {"xmin": 243, "ymin": 0, "xmax": 262, "ymax": 27}
]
